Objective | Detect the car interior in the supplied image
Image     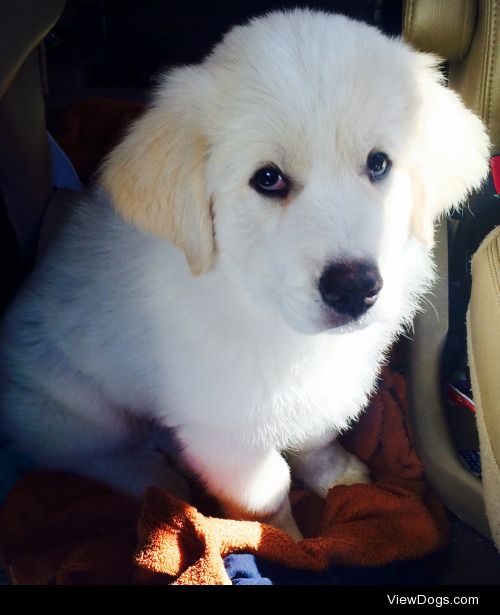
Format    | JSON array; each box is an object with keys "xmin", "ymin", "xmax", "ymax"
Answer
[{"xmin": 0, "ymin": 0, "xmax": 499, "ymax": 585}]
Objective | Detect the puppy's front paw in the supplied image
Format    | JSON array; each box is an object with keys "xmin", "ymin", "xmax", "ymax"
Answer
[
  {"xmin": 328, "ymin": 452, "xmax": 370, "ymax": 488},
  {"xmin": 264, "ymin": 498, "xmax": 303, "ymax": 542},
  {"xmin": 290, "ymin": 439, "xmax": 371, "ymax": 498}
]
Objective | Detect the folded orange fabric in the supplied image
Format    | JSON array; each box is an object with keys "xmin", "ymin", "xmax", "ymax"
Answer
[{"xmin": 0, "ymin": 368, "xmax": 449, "ymax": 585}]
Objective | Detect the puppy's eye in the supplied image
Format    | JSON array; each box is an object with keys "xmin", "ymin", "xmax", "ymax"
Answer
[
  {"xmin": 366, "ymin": 152, "xmax": 391, "ymax": 182},
  {"xmin": 250, "ymin": 166, "xmax": 290, "ymax": 198}
]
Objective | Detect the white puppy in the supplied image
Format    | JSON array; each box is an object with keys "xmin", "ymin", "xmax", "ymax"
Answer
[{"xmin": 0, "ymin": 10, "xmax": 489, "ymax": 538}]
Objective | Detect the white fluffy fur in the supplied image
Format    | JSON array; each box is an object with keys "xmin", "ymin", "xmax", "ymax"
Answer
[{"xmin": 0, "ymin": 10, "xmax": 489, "ymax": 536}]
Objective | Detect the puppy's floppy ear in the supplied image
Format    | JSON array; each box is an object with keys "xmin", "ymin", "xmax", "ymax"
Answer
[
  {"xmin": 100, "ymin": 67, "xmax": 214, "ymax": 275},
  {"xmin": 411, "ymin": 55, "xmax": 490, "ymax": 246}
]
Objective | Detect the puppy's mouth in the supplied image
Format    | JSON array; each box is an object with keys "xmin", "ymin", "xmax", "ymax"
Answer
[
  {"xmin": 322, "ymin": 310, "xmax": 375, "ymax": 334},
  {"xmin": 275, "ymin": 292, "xmax": 380, "ymax": 336}
]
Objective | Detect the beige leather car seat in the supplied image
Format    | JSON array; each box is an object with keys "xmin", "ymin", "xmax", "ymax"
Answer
[
  {"xmin": 468, "ymin": 228, "xmax": 500, "ymax": 549},
  {"xmin": 0, "ymin": 1, "xmax": 65, "ymax": 308},
  {"xmin": 403, "ymin": 0, "xmax": 500, "ymax": 547}
]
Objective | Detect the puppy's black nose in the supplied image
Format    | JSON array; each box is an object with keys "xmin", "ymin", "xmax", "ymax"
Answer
[{"xmin": 318, "ymin": 261, "xmax": 383, "ymax": 318}]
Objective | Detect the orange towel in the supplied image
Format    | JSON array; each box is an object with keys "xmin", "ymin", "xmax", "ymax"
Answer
[{"xmin": 0, "ymin": 368, "xmax": 449, "ymax": 585}]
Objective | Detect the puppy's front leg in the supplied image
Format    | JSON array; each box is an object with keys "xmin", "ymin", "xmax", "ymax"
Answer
[
  {"xmin": 289, "ymin": 438, "xmax": 370, "ymax": 498},
  {"xmin": 181, "ymin": 434, "xmax": 302, "ymax": 540}
]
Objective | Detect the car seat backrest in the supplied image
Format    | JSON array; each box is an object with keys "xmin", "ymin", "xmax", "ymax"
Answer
[
  {"xmin": 0, "ymin": 0, "xmax": 65, "ymax": 307},
  {"xmin": 403, "ymin": 0, "xmax": 500, "ymax": 545},
  {"xmin": 404, "ymin": 0, "xmax": 500, "ymax": 152}
]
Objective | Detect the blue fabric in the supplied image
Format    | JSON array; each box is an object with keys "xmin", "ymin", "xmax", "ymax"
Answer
[
  {"xmin": 47, "ymin": 132, "xmax": 84, "ymax": 192},
  {"xmin": 225, "ymin": 555, "xmax": 273, "ymax": 585},
  {"xmin": 224, "ymin": 553, "xmax": 430, "ymax": 585}
]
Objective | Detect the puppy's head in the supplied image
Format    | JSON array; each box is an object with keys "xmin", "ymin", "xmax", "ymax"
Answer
[{"xmin": 101, "ymin": 10, "xmax": 489, "ymax": 334}]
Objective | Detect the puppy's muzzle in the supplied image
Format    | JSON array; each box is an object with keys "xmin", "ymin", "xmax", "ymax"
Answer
[{"xmin": 318, "ymin": 261, "xmax": 383, "ymax": 319}]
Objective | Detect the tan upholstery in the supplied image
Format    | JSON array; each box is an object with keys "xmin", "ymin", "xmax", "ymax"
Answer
[
  {"xmin": 450, "ymin": 1, "xmax": 500, "ymax": 151},
  {"xmin": 0, "ymin": 0, "xmax": 65, "ymax": 305},
  {"xmin": 403, "ymin": 0, "xmax": 477, "ymax": 62},
  {"xmin": 0, "ymin": 0, "xmax": 64, "ymax": 98},
  {"xmin": 404, "ymin": 0, "xmax": 500, "ymax": 542},
  {"xmin": 404, "ymin": 0, "xmax": 500, "ymax": 150},
  {"xmin": 468, "ymin": 228, "xmax": 500, "ymax": 550}
]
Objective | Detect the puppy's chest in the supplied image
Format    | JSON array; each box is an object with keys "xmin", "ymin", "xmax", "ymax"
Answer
[
  {"xmin": 165, "ymin": 336, "xmax": 381, "ymax": 448},
  {"xmin": 254, "ymin": 351, "xmax": 378, "ymax": 446}
]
